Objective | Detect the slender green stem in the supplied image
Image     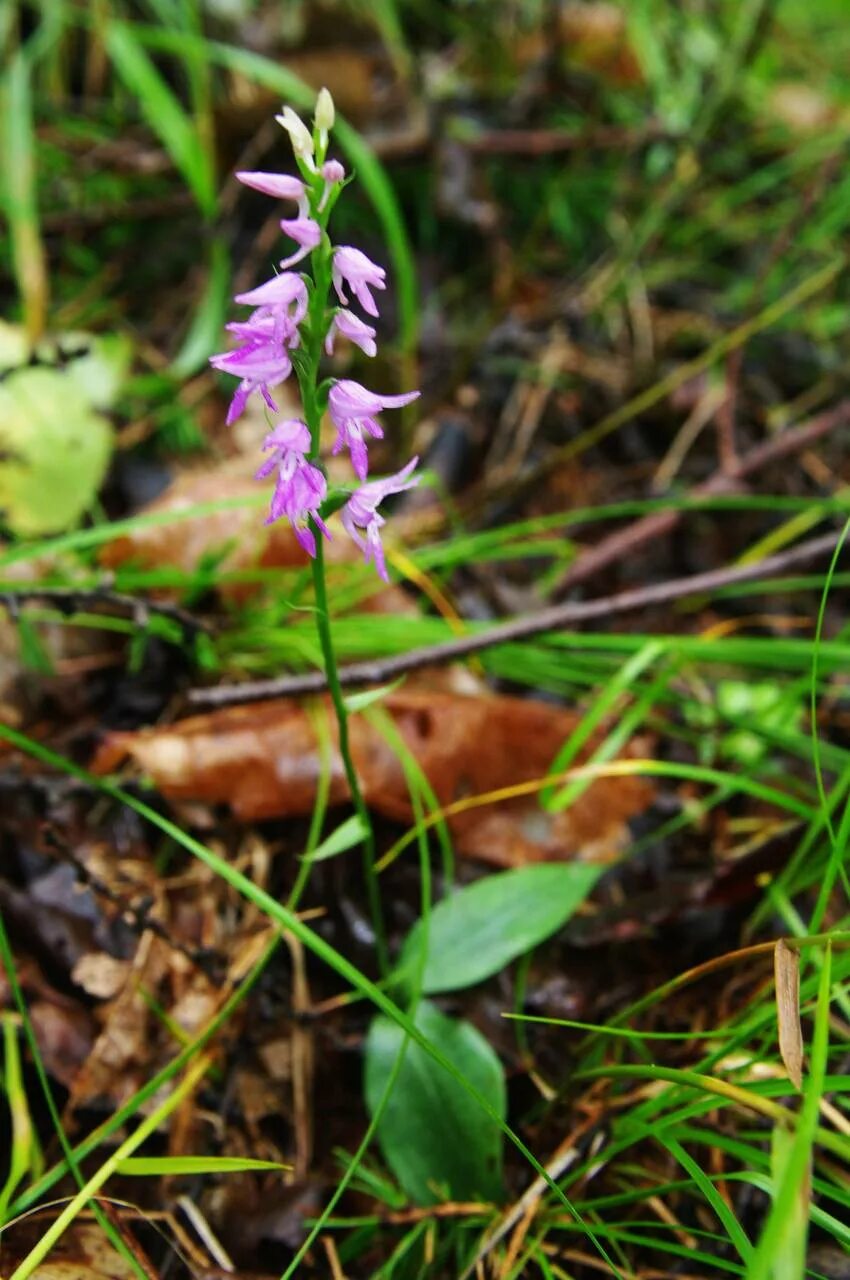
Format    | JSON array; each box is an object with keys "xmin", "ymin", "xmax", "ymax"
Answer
[{"xmin": 311, "ymin": 537, "xmax": 388, "ymax": 974}]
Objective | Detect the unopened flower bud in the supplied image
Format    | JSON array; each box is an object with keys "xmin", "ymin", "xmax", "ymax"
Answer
[
  {"xmin": 322, "ymin": 159, "xmax": 345, "ymax": 183},
  {"xmin": 315, "ymin": 87, "xmax": 335, "ymax": 134},
  {"xmin": 276, "ymin": 106, "xmax": 315, "ymax": 165}
]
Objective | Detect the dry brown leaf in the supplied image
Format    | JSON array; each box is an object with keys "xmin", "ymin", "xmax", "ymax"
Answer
[
  {"xmin": 98, "ymin": 461, "xmax": 304, "ymax": 603},
  {"xmin": 1, "ymin": 1222, "xmax": 139, "ymax": 1280},
  {"xmin": 559, "ymin": 3, "xmax": 643, "ymax": 86},
  {"xmin": 99, "ymin": 459, "xmax": 414, "ymax": 613},
  {"xmin": 775, "ymin": 938, "xmax": 803, "ymax": 1090},
  {"xmin": 66, "ymin": 932, "xmax": 170, "ymax": 1110},
  {"xmin": 71, "ymin": 953, "xmax": 131, "ymax": 1000},
  {"xmin": 92, "ymin": 690, "xmax": 654, "ymax": 867}
]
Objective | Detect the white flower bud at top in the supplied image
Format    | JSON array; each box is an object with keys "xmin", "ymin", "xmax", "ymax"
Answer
[
  {"xmin": 276, "ymin": 106, "xmax": 315, "ymax": 164},
  {"xmin": 315, "ymin": 87, "xmax": 335, "ymax": 134}
]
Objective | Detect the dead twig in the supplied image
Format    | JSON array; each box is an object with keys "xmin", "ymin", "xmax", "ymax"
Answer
[
  {"xmin": 551, "ymin": 397, "xmax": 850, "ymax": 597},
  {"xmin": 0, "ymin": 583, "xmax": 208, "ymax": 635},
  {"xmin": 189, "ymin": 528, "xmax": 842, "ymax": 708},
  {"xmin": 463, "ymin": 122, "xmax": 668, "ymax": 156}
]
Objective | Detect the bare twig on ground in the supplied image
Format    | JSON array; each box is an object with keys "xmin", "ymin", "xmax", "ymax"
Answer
[
  {"xmin": 0, "ymin": 583, "xmax": 207, "ymax": 634},
  {"xmin": 189, "ymin": 529, "xmax": 842, "ymax": 708},
  {"xmin": 464, "ymin": 123, "xmax": 668, "ymax": 155},
  {"xmin": 551, "ymin": 398, "xmax": 850, "ymax": 597}
]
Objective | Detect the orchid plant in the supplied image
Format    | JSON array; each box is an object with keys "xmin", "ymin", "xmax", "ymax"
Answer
[
  {"xmin": 210, "ymin": 89, "xmax": 419, "ymax": 578},
  {"xmin": 211, "ymin": 89, "xmax": 419, "ymax": 968}
]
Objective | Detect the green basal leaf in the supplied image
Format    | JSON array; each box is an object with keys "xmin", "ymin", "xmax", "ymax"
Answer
[
  {"xmin": 396, "ymin": 862, "xmax": 604, "ymax": 996},
  {"xmin": 365, "ymin": 999, "xmax": 505, "ymax": 1206}
]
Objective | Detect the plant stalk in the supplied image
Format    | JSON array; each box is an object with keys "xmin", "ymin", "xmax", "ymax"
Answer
[{"xmin": 310, "ymin": 537, "xmax": 388, "ymax": 975}]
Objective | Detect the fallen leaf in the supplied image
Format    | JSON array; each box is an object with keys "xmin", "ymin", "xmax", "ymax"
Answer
[
  {"xmin": 92, "ymin": 690, "xmax": 654, "ymax": 866},
  {"xmin": 71, "ymin": 952, "xmax": 131, "ymax": 1000},
  {"xmin": 559, "ymin": 3, "xmax": 643, "ymax": 86},
  {"xmin": 775, "ymin": 938, "xmax": 803, "ymax": 1090},
  {"xmin": 1, "ymin": 1220, "xmax": 157, "ymax": 1280},
  {"xmin": 99, "ymin": 458, "xmax": 415, "ymax": 612}
]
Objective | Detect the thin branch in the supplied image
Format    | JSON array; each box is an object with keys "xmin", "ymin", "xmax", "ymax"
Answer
[
  {"xmin": 189, "ymin": 529, "xmax": 842, "ymax": 708},
  {"xmin": 551, "ymin": 397, "xmax": 850, "ymax": 597},
  {"xmin": 0, "ymin": 583, "xmax": 207, "ymax": 634}
]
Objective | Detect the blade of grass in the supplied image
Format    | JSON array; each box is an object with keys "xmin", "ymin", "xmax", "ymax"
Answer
[
  {"xmin": 655, "ymin": 1131, "xmax": 753, "ymax": 1264},
  {"xmin": 105, "ymin": 22, "xmax": 216, "ymax": 216},
  {"xmin": 542, "ymin": 639, "xmax": 668, "ymax": 812},
  {"xmin": 1, "ymin": 50, "xmax": 48, "ymax": 341},
  {"xmin": 0, "ymin": 1016, "xmax": 38, "ymax": 1221},
  {"xmin": 116, "ymin": 1155, "xmax": 286, "ymax": 1175},
  {"xmin": 809, "ymin": 518, "xmax": 850, "ymax": 931}
]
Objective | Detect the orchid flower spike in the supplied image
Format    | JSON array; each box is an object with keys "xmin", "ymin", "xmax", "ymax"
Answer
[
  {"xmin": 213, "ymin": 95, "xmax": 420, "ymax": 568},
  {"xmin": 342, "ymin": 458, "xmax": 420, "ymax": 581}
]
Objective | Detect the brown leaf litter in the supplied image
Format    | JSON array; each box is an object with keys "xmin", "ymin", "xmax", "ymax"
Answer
[{"xmin": 92, "ymin": 689, "xmax": 654, "ymax": 868}]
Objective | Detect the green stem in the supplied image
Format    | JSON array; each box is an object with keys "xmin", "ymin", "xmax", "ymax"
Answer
[{"xmin": 310, "ymin": 536, "xmax": 388, "ymax": 974}]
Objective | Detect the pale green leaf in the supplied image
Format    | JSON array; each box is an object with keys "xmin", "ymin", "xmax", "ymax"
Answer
[
  {"xmin": 365, "ymin": 1000, "xmax": 505, "ymax": 1205},
  {"xmin": 0, "ymin": 368, "xmax": 114, "ymax": 535},
  {"xmin": 117, "ymin": 1155, "xmax": 287, "ymax": 1175},
  {"xmin": 302, "ymin": 814, "xmax": 368, "ymax": 863},
  {"xmin": 344, "ymin": 680, "xmax": 404, "ymax": 713},
  {"xmin": 396, "ymin": 863, "xmax": 603, "ymax": 995}
]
